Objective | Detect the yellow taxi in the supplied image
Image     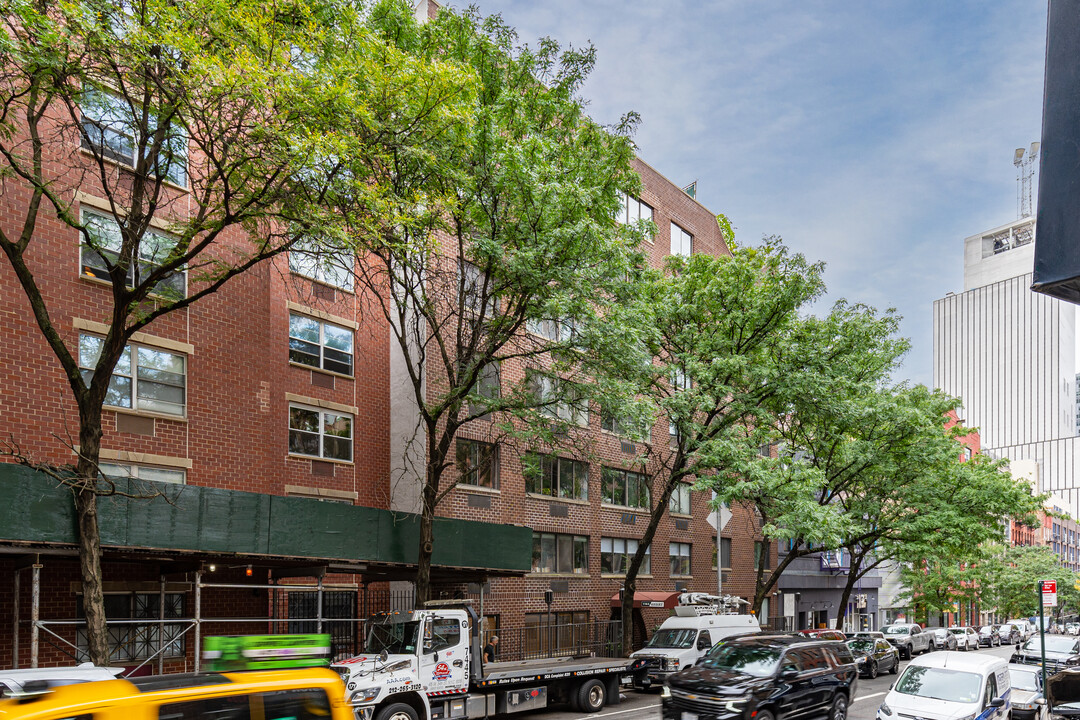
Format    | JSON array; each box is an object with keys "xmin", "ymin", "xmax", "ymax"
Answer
[{"xmin": 0, "ymin": 667, "xmax": 354, "ymax": 720}]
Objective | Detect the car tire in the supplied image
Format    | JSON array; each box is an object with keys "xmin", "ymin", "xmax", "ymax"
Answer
[
  {"xmin": 830, "ymin": 693, "xmax": 848, "ymax": 720},
  {"xmin": 902, "ymin": 645, "xmax": 912, "ymax": 660},
  {"xmin": 868, "ymin": 661, "xmax": 879, "ymax": 679},
  {"xmin": 578, "ymin": 679, "xmax": 607, "ymax": 713},
  {"xmin": 376, "ymin": 703, "xmax": 419, "ymax": 720},
  {"xmin": 890, "ymin": 657, "xmax": 899, "ymax": 674}
]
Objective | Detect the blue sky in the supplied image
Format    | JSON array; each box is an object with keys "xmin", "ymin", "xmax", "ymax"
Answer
[{"xmin": 459, "ymin": 0, "xmax": 1048, "ymax": 387}]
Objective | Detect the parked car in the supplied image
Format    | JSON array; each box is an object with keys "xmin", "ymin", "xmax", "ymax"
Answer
[
  {"xmin": 662, "ymin": 635, "xmax": 859, "ymax": 720},
  {"xmin": 630, "ymin": 611, "xmax": 760, "ymax": 685},
  {"xmin": 1069, "ymin": 623, "xmax": 1080, "ymax": 636},
  {"xmin": 882, "ymin": 623, "xmax": 932, "ymax": 659},
  {"xmin": 796, "ymin": 629, "xmax": 847, "ymax": 641},
  {"xmin": 1011, "ymin": 634, "xmax": 1080, "ymax": 673},
  {"xmin": 930, "ymin": 627, "xmax": 958, "ymax": 650},
  {"xmin": 1009, "ymin": 619, "xmax": 1035, "ymax": 641},
  {"xmin": 847, "ymin": 637, "xmax": 899, "ymax": 679},
  {"xmin": 877, "ymin": 652, "xmax": 1010, "ymax": 720},
  {"xmin": 1009, "ymin": 663, "xmax": 1048, "ymax": 720},
  {"xmin": 0, "ymin": 664, "xmax": 123, "ymax": 697},
  {"xmin": 998, "ymin": 623, "xmax": 1023, "ymax": 645},
  {"xmin": 978, "ymin": 625, "xmax": 1002, "ymax": 647},
  {"xmin": 850, "ymin": 631, "xmax": 886, "ymax": 640},
  {"xmin": 949, "ymin": 626, "xmax": 980, "ymax": 651}
]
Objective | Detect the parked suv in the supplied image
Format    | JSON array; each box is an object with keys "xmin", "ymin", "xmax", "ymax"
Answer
[
  {"xmin": 882, "ymin": 623, "xmax": 932, "ymax": 659},
  {"xmin": 661, "ymin": 635, "xmax": 859, "ymax": 720}
]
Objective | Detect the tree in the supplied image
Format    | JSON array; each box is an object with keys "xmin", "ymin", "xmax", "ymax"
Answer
[
  {"xmin": 320, "ymin": 3, "xmax": 644, "ymax": 603},
  {"xmin": 0, "ymin": 0, "xmax": 461, "ymax": 663},
  {"xmin": 973, "ymin": 545, "xmax": 1077, "ymax": 620}
]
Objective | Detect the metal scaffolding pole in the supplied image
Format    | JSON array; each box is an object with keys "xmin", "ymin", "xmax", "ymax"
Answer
[
  {"xmin": 194, "ymin": 570, "xmax": 202, "ymax": 673},
  {"xmin": 317, "ymin": 576, "xmax": 324, "ymax": 634},
  {"xmin": 30, "ymin": 561, "xmax": 41, "ymax": 668},
  {"xmin": 159, "ymin": 575, "xmax": 166, "ymax": 675}
]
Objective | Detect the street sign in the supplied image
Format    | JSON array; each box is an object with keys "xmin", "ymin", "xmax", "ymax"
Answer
[{"xmin": 1042, "ymin": 580, "xmax": 1058, "ymax": 607}]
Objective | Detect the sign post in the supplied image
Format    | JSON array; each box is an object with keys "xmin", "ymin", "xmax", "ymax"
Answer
[{"xmin": 1039, "ymin": 580, "xmax": 1057, "ymax": 691}]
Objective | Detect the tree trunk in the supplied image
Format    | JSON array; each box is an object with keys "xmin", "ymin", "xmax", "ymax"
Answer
[
  {"xmin": 75, "ymin": 414, "xmax": 109, "ymax": 666},
  {"xmin": 415, "ymin": 478, "xmax": 437, "ymax": 605},
  {"xmin": 834, "ymin": 554, "xmax": 863, "ymax": 631},
  {"xmin": 620, "ymin": 573, "xmax": 636, "ymax": 657}
]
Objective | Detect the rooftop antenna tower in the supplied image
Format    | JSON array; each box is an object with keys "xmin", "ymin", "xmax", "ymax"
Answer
[{"xmin": 1014, "ymin": 141, "xmax": 1040, "ymax": 219}]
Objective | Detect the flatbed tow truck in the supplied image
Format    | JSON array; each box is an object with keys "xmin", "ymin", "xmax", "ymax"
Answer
[{"xmin": 332, "ymin": 602, "xmax": 650, "ymax": 720}]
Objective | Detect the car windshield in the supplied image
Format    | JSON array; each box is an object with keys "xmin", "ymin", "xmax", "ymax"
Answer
[
  {"xmin": 980, "ymin": 627, "xmax": 993, "ymax": 633},
  {"xmin": 1023, "ymin": 636, "xmax": 1079, "ymax": 654},
  {"xmin": 999, "ymin": 626, "xmax": 1014, "ymax": 633},
  {"xmin": 1010, "ymin": 669, "xmax": 1040, "ymax": 692},
  {"xmin": 948, "ymin": 629, "xmax": 966, "ymax": 635},
  {"xmin": 701, "ymin": 644, "xmax": 782, "ymax": 678},
  {"xmin": 646, "ymin": 628, "xmax": 697, "ymax": 649},
  {"xmin": 364, "ymin": 620, "xmax": 421, "ymax": 655},
  {"xmin": 883, "ymin": 626, "xmax": 910, "ymax": 635},
  {"xmin": 895, "ymin": 666, "xmax": 982, "ymax": 703},
  {"xmin": 848, "ymin": 640, "xmax": 874, "ymax": 653},
  {"xmin": 932, "ymin": 629, "xmax": 948, "ymax": 636}
]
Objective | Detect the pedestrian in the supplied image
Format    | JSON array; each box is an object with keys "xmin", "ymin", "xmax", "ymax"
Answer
[{"xmin": 484, "ymin": 635, "xmax": 499, "ymax": 663}]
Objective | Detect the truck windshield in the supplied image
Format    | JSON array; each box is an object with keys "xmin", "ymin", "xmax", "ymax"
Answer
[
  {"xmin": 365, "ymin": 621, "xmax": 422, "ymax": 655},
  {"xmin": 883, "ymin": 626, "xmax": 910, "ymax": 635},
  {"xmin": 646, "ymin": 629, "xmax": 697, "ymax": 649},
  {"xmin": 700, "ymin": 644, "xmax": 781, "ymax": 678}
]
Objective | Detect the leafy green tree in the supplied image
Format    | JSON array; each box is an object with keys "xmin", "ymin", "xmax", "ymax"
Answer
[
  {"xmin": 320, "ymin": 2, "xmax": 644, "ymax": 603},
  {"xmin": 0, "ymin": 0, "xmax": 461, "ymax": 662},
  {"xmin": 976, "ymin": 545, "xmax": 1076, "ymax": 620}
]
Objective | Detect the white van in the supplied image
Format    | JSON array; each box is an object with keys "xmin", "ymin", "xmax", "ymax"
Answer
[
  {"xmin": 630, "ymin": 609, "xmax": 760, "ymax": 685},
  {"xmin": 877, "ymin": 652, "xmax": 1010, "ymax": 720},
  {"xmin": 1009, "ymin": 619, "xmax": 1035, "ymax": 641},
  {"xmin": 0, "ymin": 663, "xmax": 123, "ymax": 697}
]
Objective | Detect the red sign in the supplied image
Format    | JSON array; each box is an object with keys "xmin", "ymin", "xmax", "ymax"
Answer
[{"xmin": 1043, "ymin": 580, "xmax": 1057, "ymax": 594}]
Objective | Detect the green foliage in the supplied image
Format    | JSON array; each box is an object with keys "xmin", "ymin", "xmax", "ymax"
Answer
[{"xmin": 966, "ymin": 545, "xmax": 1078, "ymax": 620}]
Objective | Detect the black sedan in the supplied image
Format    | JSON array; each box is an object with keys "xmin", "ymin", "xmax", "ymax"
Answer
[{"xmin": 846, "ymin": 637, "xmax": 899, "ymax": 679}]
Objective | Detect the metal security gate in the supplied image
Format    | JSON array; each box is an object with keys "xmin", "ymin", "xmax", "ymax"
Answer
[{"xmin": 287, "ymin": 590, "xmax": 359, "ymax": 660}]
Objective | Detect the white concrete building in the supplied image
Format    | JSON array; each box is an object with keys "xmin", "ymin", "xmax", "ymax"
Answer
[{"xmin": 933, "ymin": 216, "xmax": 1080, "ymax": 515}]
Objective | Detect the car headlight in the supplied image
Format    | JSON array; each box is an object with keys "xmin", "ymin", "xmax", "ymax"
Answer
[
  {"xmin": 665, "ymin": 658, "xmax": 680, "ymax": 671},
  {"xmin": 1014, "ymin": 702, "xmax": 1036, "ymax": 710},
  {"xmin": 660, "ymin": 685, "xmax": 672, "ymax": 698},
  {"xmin": 350, "ymin": 688, "xmax": 381, "ymax": 704},
  {"xmin": 725, "ymin": 696, "xmax": 749, "ymax": 712},
  {"xmin": 856, "ymin": 657, "xmax": 866, "ymax": 664},
  {"xmin": 956, "ymin": 713, "xmax": 976, "ymax": 720},
  {"xmin": 879, "ymin": 702, "xmax": 892, "ymax": 716}
]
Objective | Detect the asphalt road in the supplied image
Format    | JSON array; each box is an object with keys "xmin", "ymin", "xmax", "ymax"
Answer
[{"xmin": 526, "ymin": 642, "xmax": 1018, "ymax": 720}]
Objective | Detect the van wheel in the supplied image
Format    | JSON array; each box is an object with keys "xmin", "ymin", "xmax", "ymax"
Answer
[
  {"xmin": 376, "ymin": 704, "xmax": 418, "ymax": 720},
  {"xmin": 830, "ymin": 694, "xmax": 848, "ymax": 720},
  {"xmin": 578, "ymin": 679, "xmax": 607, "ymax": 712}
]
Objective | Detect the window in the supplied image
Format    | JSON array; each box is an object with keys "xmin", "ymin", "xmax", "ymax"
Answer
[
  {"xmin": 289, "ymin": 238, "xmax": 354, "ymax": 291},
  {"xmin": 523, "ymin": 453, "xmax": 587, "ymax": 500},
  {"xmin": 80, "ymin": 210, "xmax": 186, "ymax": 297},
  {"xmin": 457, "ymin": 439, "xmax": 498, "ymax": 489},
  {"xmin": 669, "ymin": 483, "xmax": 691, "ymax": 515},
  {"xmin": 601, "ymin": 409, "xmax": 648, "ymax": 440},
  {"xmin": 527, "ymin": 317, "xmax": 578, "ymax": 343},
  {"xmin": 425, "ymin": 617, "xmax": 462, "ymax": 654},
  {"xmin": 80, "ymin": 87, "xmax": 188, "ymax": 186},
  {"xmin": 754, "ymin": 541, "xmax": 770, "ymax": 570},
  {"xmin": 159, "ymin": 689, "xmax": 332, "ymax": 720},
  {"xmin": 289, "ymin": 313, "xmax": 353, "ymax": 375},
  {"xmin": 529, "ymin": 372, "xmax": 588, "ymax": 427},
  {"xmin": 77, "ymin": 592, "xmax": 185, "ymax": 662},
  {"xmin": 600, "ymin": 537, "xmax": 649, "ymax": 575},
  {"xmin": 617, "ymin": 194, "xmax": 654, "ymax": 240},
  {"xmin": 460, "ymin": 259, "xmax": 499, "ymax": 315},
  {"xmin": 671, "ymin": 222, "xmax": 693, "ymax": 257},
  {"xmin": 100, "ymin": 462, "xmax": 185, "ymax": 485},
  {"xmin": 289, "ymin": 404, "xmax": 353, "ymax": 461},
  {"xmin": 531, "ymin": 532, "xmax": 588, "ymax": 574},
  {"xmin": 712, "ymin": 537, "xmax": 732, "ymax": 570},
  {"xmin": 602, "ymin": 467, "xmax": 650, "ymax": 509},
  {"xmin": 469, "ymin": 361, "xmax": 501, "ymax": 418},
  {"xmin": 78, "ymin": 334, "xmax": 187, "ymax": 417},
  {"xmin": 670, "ymin": 542, "xmax": 691, "ymax": 576}
]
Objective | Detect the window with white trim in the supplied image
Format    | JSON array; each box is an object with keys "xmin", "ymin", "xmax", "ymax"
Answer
[
  {"xmin": 617, "ymin": 194, "xmax": 654, "ymax": 240},
  {"xmin": 601, "ymin": 408, "xmax": 649, "ymax": 440},
  {"xmin": 602, "ymin": 467, "xmax": 650, "ymax": 509},
  {"xmin": 523, "ymin": 453, "xmax": 588, "ymax": 500},
  {"xmin": 99, "ymin": 462, "xmax": 186, "ymax": 485},
  {"xmin": 600, "ymin": 537, "xmax": 649, "ymax": 575},
  {"xmin": 288, "ymin": 404, "xmax": 353, "ymax": 461},
  {"xmin": 529, "ymin": 372, "xmax": 588, "ymax": 427},
  {"xmin": 80, "ymin": 210, "xmax": 186, "ymax": 297},
  {"xmin": 671, "ymin": 222, "xmax": 693, "ymax": 257},
  {"xmin": 531, "ymin": 532, "xmax": 588, "ymax": 574},
  {"xmin": 670, "ymin": 542, "xmax": 691, "ymax": 576},
  {"xmin": 80, "ymin": 87, "xmax": 188, "ymax": 186},
  {"xmin": 713, "ymin": 536, "xmax": 732, "ymax": 570},
  {"xmin": 456, "ymin": 439, "xmax": 498, "ymax": 489},
  {"xmin": 469, "ymin": 361, "xmax": 501, "ymax": 418},
  {"xmin": 288, "ymin": 313, "xmax": 354, "ymax": 376},
  {"xmin": 669, "ymin": 483, "xmax": 691, "ymax": 515},
  {"xmin": 78, "ymin": 334, "xmax": 187, "ymax": 417},
  {"xmin": 289, "ymin": 238, "xmax": 354, "ymax": 291}
]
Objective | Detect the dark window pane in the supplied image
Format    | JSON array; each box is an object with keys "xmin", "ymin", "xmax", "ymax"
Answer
[
  {"xmin": 289, "ymin": 430, "xmax": 320, "ymax": 456},
  {"xmin": 323, "ymin": 436, "xmax": 352, "ymax": 461},
  {"xmin": 289, "ymin": 407, "xmax": 319, "ymax": 433}
]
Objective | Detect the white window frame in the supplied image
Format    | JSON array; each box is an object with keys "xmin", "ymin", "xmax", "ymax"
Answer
[
  {"xmin": 671, "ymin": 222, "xmax": 693, "ymax": 257},
  {"xmin": 600, "ymin": 537, "xmax": 650, "ymax": 575},
  {"xmin": 523, "ymin": 453, "xmax": 588, "ymax": 500},
  {"xmin": 78, "ymin": 333, "xmax": 187, "ymax": 417},
  {"xmin": 531, "ymin": 532, "xmax": 589, "ymax": 574},
  {"xmin": 602, "ymin": 466, "xmax": 650, "ymax": 510},
  {"xmin": 617, "ymin": 194, "xmax": 654, "ymax": 241},
  {"xmin": 288, "ymin": 238, "xmax": 355, "ymax": 291},
  {"xmin": 288, "ymin": 403, "xmax": 353, "ymax": 462},
  {"xmin": 669, "ymin": 542, "xmax": 691, "ymax": 576},
  {"xmin": 531, "ymin": 372, "xmax": 588, "ymax": 427},
  {"xmin": 456, "ymin": 438, "xmax": 499, "ymax": 489},
  {"xmin": 99, "ymin": 461, "xmax": 186, "ymax": 485},
  {"xmin": 80, "ymin": 209, "xmax": 187, "ymax": 297},
  {"xmin": 288, "ymin": 312, "xmax": 354, "ymax": 376},
  {"xmin": 669, "ymin": 483, "xmax": 691, "ymax": 515}
]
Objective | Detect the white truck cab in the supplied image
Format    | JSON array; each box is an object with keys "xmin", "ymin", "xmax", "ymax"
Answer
[{"xmin": 630, "ymin": 608, "xmax": 760, "ymax": 684}]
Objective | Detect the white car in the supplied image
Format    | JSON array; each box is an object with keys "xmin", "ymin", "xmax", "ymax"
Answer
[
  {"xmin": 948, "ymin": 626, "xmax": 980, "ymax": 651},
  {"xmin": 0, "ymin": 663, "xmax": 123, "ymax": 697},
  {"xmin": 878, "ymin": 652, "xmax": 1010, "ymax": 720}
]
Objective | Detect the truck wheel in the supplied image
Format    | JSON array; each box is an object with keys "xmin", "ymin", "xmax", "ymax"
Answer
[
  {"xmin": 376, "ymin": 703, "xmax": 419, "ymax": 720},
  {"xmin": 578, "ymin": 679, "xmax": 607, "ymax": 712},
  {"xmin": 902, "ymin": 645, "xmax": 911, "ymax": 660}
]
